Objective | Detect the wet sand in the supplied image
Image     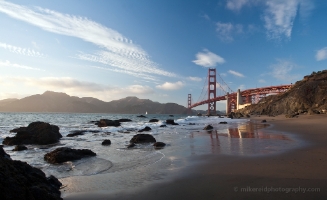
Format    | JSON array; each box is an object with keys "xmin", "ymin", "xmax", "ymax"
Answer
[{"xmin": 64, "ymin": 114, "xmax": 327, "ymax": 200}]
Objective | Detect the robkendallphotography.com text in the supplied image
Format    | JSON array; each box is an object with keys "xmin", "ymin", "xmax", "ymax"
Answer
[{"xmin": 234, "ymin": 186, "xmax": 321, "ymax": 193}]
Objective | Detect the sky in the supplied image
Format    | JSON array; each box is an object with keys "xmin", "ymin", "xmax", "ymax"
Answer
[{"xmin": 0, "ymin": 0, "xmax": 327, "ymax": 111}]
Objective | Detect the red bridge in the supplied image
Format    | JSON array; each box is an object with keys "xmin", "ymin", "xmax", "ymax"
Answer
[{"xmin": 188, "ymin": 68, "xmax": 292, "ymax": 115}]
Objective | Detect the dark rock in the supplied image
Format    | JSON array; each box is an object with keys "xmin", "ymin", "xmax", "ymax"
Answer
[
  {"xmin": 169, "ymin": 115, "xmax": 174, "ymax": 117},
  {"xmin": 261, "ymin": 119, "xmax": 267, "ymax": 123},
  {"xmin": 97, "ymin": 119, "xmax": 121, "ymax": 127},
  {"xmin": 13, "ymin": 145, "xmax": 28, "ymax": 151},
  {"xmin": 67, "ymin": 130, "xmax": 86, "ymax": 137},
  {"xmin": 3, "ymin": 121, "xmax": 62, "ymax": 145},
  {"xmin": 102, "ymin": 139, "xmax": 111, "ymax": 145},
  {"xmin": 118, "ymin": 118, "xmax": 132, "ymax": 122},
  {"xmin": 203, "ymin": 125, "xmax": 214, "ymax": 130},
  {"xmin": 149, "ymin": 119, "xmax": 159, "ymax": 122},
  {"xmin": 127, "ymin": 143, "xmax": 135, "ymax": 148},
  {"xmin": 0, "ymin": 146, "xmax": 62, "ymax": 200},
  {"xmin": 137, "ymin": 115, "xmax": 147, "ymax": 118},
  {"xmin": 153, "ymin": 142, "xmax": 166, "ymax": 148},
  {"xmin": 188, "ymin": 123, "xmax": 195, "ymax": 125},
  {"xmin": 130, "ymin": 134, "xmax": 156, "ymax": 143},
  {"xmin": 166, "ymin": 119, "xmax": 179, "ymax": 125},
  {"xmin": 138, "ymin": 126, "xmax": 152, "ymax": 132},
  {"xmin": 197, "ymin": 113, "xmax": 202, "ymax": 116},
  {"xmin": 219, "ymin": 121, "xmax": 227, "ymax": 124},
  {"xmin": 159, "ymin": 125, "xmax": 167, "ymax": 127},
  {"xmin": 44, "ymin": 147, "xmax": 96, "ymax": 164},
  {"xmin": 0, "ymin": 145, "xmax": 11, "ymax": 160},
  {"xmin": 285, "ymin": 113, "xmax": 298, "ymax": 118}
]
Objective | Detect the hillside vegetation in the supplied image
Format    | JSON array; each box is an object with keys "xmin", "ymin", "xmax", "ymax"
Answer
[{"xmin": 238, "ymin": 70, "xmax": 327, "ymax": 116}]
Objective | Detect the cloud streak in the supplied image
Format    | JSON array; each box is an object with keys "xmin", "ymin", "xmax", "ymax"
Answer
[
  {"xmin": 269, "ymin": 59, "xmax": 299, "ymax": 81},
  {"xmin": 0, "ymin": 42, "xmax": 45, "ymax": 57},
  {"xmin": 228, "ymin": 70, "xmax": 245, "ymax": 77},
  {"xmin": 0, "ymin": 1, "xmax": 175, "ymax": 79},
  {"xmin": 193, "ymin": 49, "xmax": 225, "ymax": 67},
  {"xmin": 0, "ymin": 60, "xmax": 43, "ymax": 71}
]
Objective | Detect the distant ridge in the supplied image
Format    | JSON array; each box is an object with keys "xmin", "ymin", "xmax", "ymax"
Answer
[{"xmin": 0, "ymin": 91, "xmax": 189, "ymax": 114}]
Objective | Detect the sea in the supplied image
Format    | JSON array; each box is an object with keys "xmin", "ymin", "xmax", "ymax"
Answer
[{"xmin": 0, "ymin": 112, "xmax": 300, "ymax": 194}]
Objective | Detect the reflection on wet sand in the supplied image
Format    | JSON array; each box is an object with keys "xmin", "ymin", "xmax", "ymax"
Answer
[{"xmin": 189, "ymin": 122, "xmax": 296, "ymax": 156}]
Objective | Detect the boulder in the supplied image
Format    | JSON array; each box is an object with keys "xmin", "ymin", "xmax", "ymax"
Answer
[
  {"xmin": 188, "ymin": 123, "xmax": 195, "ymax": 125},
  {"xmin": 97, "ymin": 119, "xmax": 121, "ymax": 127},
  {"xmin": 102, "ymin": 139, "xmax": 111, "ymax": 146},
  {"xmin": 149, "ymin": 119, "xmax": 159, "ymax": 122},
  {"xmin": 44, "ymin": 147, "xmax": 96, "ymax": 164},
  {"xmin": 3, "ymin": 121, "xmax": 62, "ymax": 145},
  {"xmin": 219, "ymin": 121, "xmax": 227, "ymax": 124},
  {"xmin": 166, "ymin": 119, "xmax": 179, "ymax": 125},
  {"xmin": 127, "ymin": 143, "xmax": 135, "ymax": 148},
  {"xmin": 0, "ymin": 146, "xmax": 62, "ymax": 200},
  {"xmin": 67, "ymin": 130, "xmax": 86, "ymax": 137},
  {"xmin": 138, "ymin": 126, "xmax": 152, "ymax": 132},
  {"xmin": 13, "ymin": 145, "xmax": 28, "ymax": 151},
  {"xmin": 137, "ymin": 115, "xmax": 147, "ymax": 118},
  {"xmin": 159, "ymin": 125, "xmax": 167, "ymax": 127},
  {"xmin": 203, "ymin": 125, "xmax": 214, "ymax": 130},
  {"xmin": 261, "ymin": 119, "xmax": 267, "ymax": 123},
  {"xmin": 153, "ymin": 142, "xmax": 166, "ymax": 148},
  {"xmin": 130, "ymin": 134, "xmax": 156, "ymax": 143},
  {"xmin": 118, "ymin": 118, "xmax": 132, "ymax": 122}
]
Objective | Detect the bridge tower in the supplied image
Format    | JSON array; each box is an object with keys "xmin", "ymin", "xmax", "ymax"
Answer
[
  {"xmin": 187, "ymin": 94, "xmax": 192, "ymax": 115},
  {"xmin": 208, "ymin": 68, "xmax": 216, "ymax": 115}
]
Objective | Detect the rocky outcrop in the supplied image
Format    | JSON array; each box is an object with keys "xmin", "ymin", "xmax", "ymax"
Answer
[
  {"xmin": 238, "ymin": 70, "xmax": 327, "ymax": 116},
  {"xmin": 130, "ymin": 134, "xmax": 156, "ymax": 143},
  {"xmin": 102, "ymin": 139, "xmax": 111, "ymax": 145},
  {"xmin": 149, "ymin": 119, "xmax": 159, "ymax": 122},
  {"xmin": 96, "ymin": 119, "xmax": 121, "ymax": 127},
  {"xmin": 138, "ymin": 126, "xmax": 152, "ymax": 132},
  {"xmin": 3, "ymin": 122, "xmax": 62, "ymax": 145},
  {"xmin": 166, "ymin": 119, "xmax": 179, "ymax": 125},
  {"xmin": 118, "ymin": 118, "xmax": 132, "ymax": 122},
  {"xmin": 44, "ymin": 147, "xmax": 96, "ymax": 164},
  {"xmin": 67, "ymin": 130, "xmax": 86, "ymax": 137},
  {"xmin": 13, "ymin": 145, "xmax": 28, "ymax": 151},
  {"xmin": 203, "ymin": 125, "xmax": 213, "ymax": 130},
  {"xmin": 153, "ymin": 142, "xmax": 166, "ymax": 148},
  {"xmin": 0, "ymin": 146, "xmax": 62, "ymax": 200}
]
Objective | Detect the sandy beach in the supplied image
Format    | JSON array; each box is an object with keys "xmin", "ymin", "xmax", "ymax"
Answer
[{"xmin": 64, "ymin": 114, "xmax": 327, "ymax": 200}]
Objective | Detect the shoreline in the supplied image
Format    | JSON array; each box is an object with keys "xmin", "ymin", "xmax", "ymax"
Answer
[{"xmin": 63, "ymin": 114, "xmax": 327, "ymax": 200}]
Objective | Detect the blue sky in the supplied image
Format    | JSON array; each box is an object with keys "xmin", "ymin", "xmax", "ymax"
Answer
[{"xmin": 0, "ymin": 0, "xmax": 327, "ymax": 110}]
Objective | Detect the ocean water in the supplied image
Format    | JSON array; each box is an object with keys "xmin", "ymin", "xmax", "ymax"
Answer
[{"xmin": 0, "ymin": 112, "xmax": 299, "ymax": 182}]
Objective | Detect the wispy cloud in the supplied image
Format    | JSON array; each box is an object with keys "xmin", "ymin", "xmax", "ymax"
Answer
[
  {"xmin": 258, "ymin": 79, "xmax": 266, "ymax": 83},
  {"xmin": 193, "ymin": 49, "xmax": 225, "ymax": 67},
  {"xmin": 226, "ymin": 0, "xmax": 250, "ymax": 11},
  {"xmin": 269, "ymin": 59, "xmax": 300, "ymax": 81},
  {"xmin": 0, "ymin": 42, "xmax": 45, "ymax": 57},
  {"xmin": 228, "ymin": 70, "xmax": 245, "ymax": 77},
  {"xmin": 188, "ymin": 76, "xmax": 202, "ymax": 82},
  {"xmin": 316, "ymin": 47, "xmax": 327, "ymax": 61},
  {"xmin": 263, "ymin": 0, "xmax": 312, "ymax": 40},
  {"xmin": 216, "ymin": 22, "xmax": 244, "ymax": 42},
  {"xmin": 156, "ymin": 81, "xmax": 184, "ymax": 90},
  {"xmin": 0, "ymin": 60, "xmax": 43, "ymax": 71},
  {"xmin": 0, "ymin": 1, "xmax": 175, "ymax": 80}
]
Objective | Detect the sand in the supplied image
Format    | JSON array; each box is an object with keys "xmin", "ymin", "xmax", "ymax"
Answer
[{"xmin": 63, "ymin": 114, "xmax": 327, "ymax": 200}]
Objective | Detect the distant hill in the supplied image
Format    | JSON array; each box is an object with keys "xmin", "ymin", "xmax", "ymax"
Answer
[
  {"xmin": 0, "ymin": 91, "xmax": 189, "ymax": 114},
  {"xmin": 238, "ymin": 70, "xmax": 327, "ymax": 116}
]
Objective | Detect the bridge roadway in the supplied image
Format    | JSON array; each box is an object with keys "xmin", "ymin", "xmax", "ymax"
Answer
[{"xmin": 189, "ymin": 84, "xmax": 292, "ymax": 109}]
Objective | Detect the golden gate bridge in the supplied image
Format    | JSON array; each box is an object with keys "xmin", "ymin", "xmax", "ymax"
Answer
[{"xmin": 188, "ymin": 68, "xmax": 292, "ymax": 115}]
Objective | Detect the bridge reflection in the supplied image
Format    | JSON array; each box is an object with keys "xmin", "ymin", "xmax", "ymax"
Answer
[{"xmin": 188, "ymin": 122, "xmax": 293, "ymax": 156}]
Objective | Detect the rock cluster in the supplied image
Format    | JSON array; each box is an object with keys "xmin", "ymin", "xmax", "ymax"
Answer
[
  {"xmin": 0, "ymin": 146, "xmax": 62, "ymax": 200},
  {"xmin": 44, "ymin": 147, "xmax": 96, "ymax": 164},
  {"xmin": 3, "ymin": 121, "xmax": 62, "ymax": 145},
  {"xmin": 130, "ymin": 134, "xmax": 156, "ymax": 143}
]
